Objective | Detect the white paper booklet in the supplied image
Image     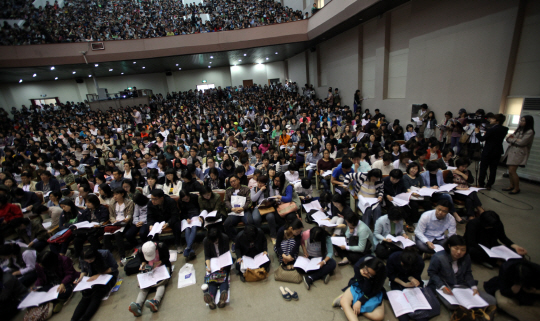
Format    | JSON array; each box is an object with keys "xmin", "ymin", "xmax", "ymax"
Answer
[
  {"xmin": 454, "ymin": 187, "xmax": 485, "ymax": 196},
  {"xmin": 241, "ymin": 252, "xmax": 270, "ymax": 270},
  {"xmin": 169, "ymin": 250, "xmax": 178, "ymax": 262},
  {"xmin": 436, "ymin": 288, "xmax": 488, "ymax": 309},
  {"xmin": 199, "ymin": 210, "xmax": 218, "ymax": 219},
  {"xmin": 311, "ymin": 211, "xmax": 329, "ymax": 221},
  {"xmin": 210, "ymin": 251, "xmax": 233, "ymax": 273},
  {"xmin": 416, "ymin": 188, "xmax": 438, "ymax": 197},
  {"xmin": 303, "ymin": 200, "xmax": 322, "ymax": 212},
  {"xmin": 18, "ymin": 285, "xmax": 60, "ymax": 309},
  {"xmin": 479, "ymin": 244, "xmax": 521, "ymax": 261},
  {"xmin": 387, "ymin": 288, "xmax": 431, "ymax": 317},
  {"xmin": 321, "ymin": 170, "xmax": 333, "ymax": 177},
  {"xmin": 137, "ymin": 265, "xmax": 171, "ymax": 289},
  {"xmin": 148, "ymin": 221, "xmax": 166, "ymax": 237},
  {"xmin": 331, "ymin": 237, "xmax": 347, "ymax": 247},
  {"xmin": 74, "ymin": 275, "xmax": 113, "ymax": 292},
  {"xmin": 180, "ymin": 218, "xmax": 202, "ymax": 232},
  {"xmin": 392, "ymin": 192, "xmax": 412, "ymax": 207},
  {"xmin": 73, "ymin": 221, "xmax": 100, "ymax": 229},
  {"xmin": 433, "ymin": 244, "xmax": 445, "ymax": 252},
  {"xmin": 437, "ymin": 184, "xmax": 457, "ymax": 193},
  {"xmin": 357, "ymin": 195, "xmax": 379, "ymax": 214},
  {"xmin": 385, "ymin": 235, "xmax": 416, "ymax": 249},
  {"xmin": 294, "ymin": 257, "xmax": 322, "ymax": 272}
]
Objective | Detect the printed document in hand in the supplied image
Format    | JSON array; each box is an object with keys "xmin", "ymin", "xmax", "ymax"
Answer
[
  {"xmin": 73, "ymin": 221, "xmax": 100, "ymax": 229},
  {"xmin": 148, "ymin": 221, "xmax": 166, "ymax": 238},
  {"xmin": 357, "ymin": 195, "xmax": 379, "ymax": 214},
  {"xmin": 387, "ymin": 288, "xmax": 431, "ymax": 317},
  {"xmin": 385, "ymin": 235, "xmax": 416, "ymax": 249},
  {"xmin": 18, "ymin": 285, "xmax": 60, "ymax": 309},
  {"xmin": 392, "ymin": 192, "xmax": 412, "ymax": 207},
  {"xmin": 180, "ymin": 218, "xmax": 202, "ymax": 232},
  {"xmin": 331, "ymin": 237, "xmax": 347, "ymax": 247},
  {"xmin": 311, "ymin": 211, "xmax": 329, "ymax": 221},
  {"xmin": 437, "ymin": 184, "xmax": 457, "ymax": 193},
  {"xmin": 409, "ymin": 187, "xmax": 425, "ymax": 200},
  {"xmin": 321, "ymin": 170, "xmax": 333, "ymax": 177},
  {"xmin": 306, "ymin": 163, "xmax": 317, "ymax": 171},
  {"xmin": 137, "ymin": 265, "xmax": 170, "ymax": 289},
  {"xmin": 241, "ymin": 252, "xmax": 270, "ymax": 270},
  {"xmin": 74, "ymin": 275, "xmax": 113, "ymax": 292},
  {"xmin": 294, "ymin": 257, "xmax": 322, "ymax": 272},
  {"xmin": 479, "ymin": 244, "xmax": 521, "ymax": 261},
  {"xmin": 454, "ymin": 187, "xmax": 485, "ymax": 196},
  {"xmin": 412, "ymin": 117, "xmax": 423, "ymax": 126},
  {"xmin": 436, "ymin": 288, "xmax": 488, "ymax": 309},
  {"xmin": 199, "ymin": 210, "xmax": 218, "ymax": 219},
  {"xmin": 433, "ymin": 244, "xmax": 445, "ymax": 252},
  {"xmin": 228, "ymin": 195, "xmax": 246, "ymax": 216},
  {"xmin": 416, "ymin": 188, "xmax": 438, "ymax": 197},
  {"xmin": 303, "ymin": 200, "xmax": 322, "ymax": 213},
  {"xmin": 210, "ymin": 251, "xmax": 233, "ymax": 273}
]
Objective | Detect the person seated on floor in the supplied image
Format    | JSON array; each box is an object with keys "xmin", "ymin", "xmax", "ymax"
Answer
[
  {"xmin": 420, "ymin": 161, "xmax": 465, "ymax": 224},
  {"xmin": 0, "ymin": 243, "xmax": 37, "ymax": 287},
  {"xmin": 373, "ymin": 207, "xmax": 409, "ymax": 260},
  {"xmin": 300, "ymin": 226, "xmax": 337, "ymax": 290},
  {"xmin": 383, "ymin": 169, "xmax": 415, "ymax": 230},
  {"xmin": 332, "ymin": 255, "xmax": 386, "ymax": 321},
  {"xmin": 427, "ymin": 235, "xmax": 496, "ymax": 311},
  {"xmin": 401, "ymin": 162, "xmax": 432, "ymax": 226},
  {"xmin": 72, "ymin": 194, "xmax": 109, "ymax": 258},
  {"xmin": 274, "ymin": 219, "xmax": 304, "ymax": 269},
  {"xmin": 324, "ymin": 193, "xmax": 351, "ymax": 237},
  {"xmin": 11, "ymin": 217, "xmax": 49, "ymax": 252},
  {"xmin": 451, "ymin": 157, "xmax": 485, "ymax": 221},
  {"xmin": 344, "ymin": 168, "xmax": 384, "ymax": 227},
  {"xmin": 1, "ymin": 269, "xmax": 28, "ymax": 321},
  {"xmin": 72, "ymin": 248, "xmax": 119, "ymax": 321},
  {"xmin": 35, "ymin": 251, "xmax": 80, "ymax": 314},
  {"xmin": 198, "ymin": 186, "xmax": 226, "ymax": 226},
  {"xmin": 414, "ymin": 200, "xmax": 456, "ymax": 258},
  {"xmin": 223, "ymin": 175, "xmax": 254, "ymax": 240},
  {"xmin": 147, "ymin": 189, "xmax": 182, "ymax": 253},
  {"xmin": 387, "ymin": 249, "xmax": 441, "ymax": 321},
  {"xmin": 179, "ymin": 190, "xmax": 202, "ymax": 261},
  {"xmin": 464, "ymin": 211, "xmax": 527, "ymax": 268},
  {"xmin": 128, "ymin": 241, "xmax": 172, "ymax": 317},
  {"xmin": 335, "ymin": 212, "xmax": 374, "ymax": 266},
  {"xmin": 125, "ymin": 193, "xmax": 150, "ymax": 253},
  {"xmin": 294, "ymin": 178, "xmax": 314, "ymax": 204},
  {"xmin": 103, "ymin": 187, "xmax": 134, "ymax": 261},
  {"xmin": 203, "ymin": 227, "xmax": 231, "ymax": 310},
  {"xmin": 234, "ymin": 224, "xmax": 269, "ymax": 282}
]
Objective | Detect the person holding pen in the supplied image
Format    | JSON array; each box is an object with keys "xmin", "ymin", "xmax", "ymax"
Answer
[
  {"xmin": 427, "ymin": 235, "xmax": 496, "ymax": 311},
  {"xmin": 414, "ymin": 200, "xmax": 456, "ymax": 259}
]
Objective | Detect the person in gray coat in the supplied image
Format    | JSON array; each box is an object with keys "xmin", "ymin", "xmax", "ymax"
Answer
[{"xmin": 502, "ymin": 115, "xmax": 535, "ymax": 195}]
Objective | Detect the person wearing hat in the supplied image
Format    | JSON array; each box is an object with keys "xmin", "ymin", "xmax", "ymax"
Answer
[
  {"xmin": 80, "ymin": 150, "xmax": 96, "ymax": 167},
  {"xmin": 128, "ymin": 241, "xmax": 171, "ymax": 317}
]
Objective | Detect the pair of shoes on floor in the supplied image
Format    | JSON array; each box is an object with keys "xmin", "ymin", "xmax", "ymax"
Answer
[
  {"xmin": 129, "ymin": 300, "xmax": 160, "ymax": 316},
  {"xmin": 338, "ymin": 258, "xmax": 349, "ymax": 266},
  {"xmin": 203, "ymin": 292, "xmax": 216, "ymax": 310},
  {"xmin": 279, "ymin": 286, "xmax": 299, "ymax": 301},
  {"xmin": 509, "ymin": 189, "xmax": 521, "ymax": 195}
]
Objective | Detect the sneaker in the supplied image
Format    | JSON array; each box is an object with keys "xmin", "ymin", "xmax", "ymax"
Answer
[
  {"xmin": 183, "ymin": 248, "xmax": 190, "ymax": 258},
  {"xmin": 303, "ymin": 275, "xmax": 312, "ymax": 290},
  {"xmin": 177, "ymin": 246, "xmax": 183, "ymax": 254},
  {"xmin": 53, "ymin": 300, "xmax": 65, "ymax": 314},
  {"xmin": 217, "ymin": 291, "xmax": 228, "ymax": 308},
  {"xmin": 332, "ymin": 294, "xmax": 343, "ymax": 307},
  {"xmin": 324, "ymin": 274, "xmax": 331, "ymax": 284},
  {"xmin": 120, "ymin": 257, "xmax": 127, "ymax": 267},
  {"xmin": 129, "ymin": 302, "xmax": 142, "ymax": 317},
  {"xmin": 204, "ymin": 292, "xmax": 216, "ymax": 310},
  {"xmin": 145, "ymin": 299, "xmax": 159, "ymax": 313},
  {"xmin": 189, "ymin": 250, "xmax": 196, "ymax": 260}
]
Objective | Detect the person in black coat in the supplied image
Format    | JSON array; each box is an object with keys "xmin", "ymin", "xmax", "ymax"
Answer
[
  {"xmin": 72, "ymin": 195, "xmax": 109, "ymax": 258},
  {"xmin": 35, "ymin": 171, "xmax": 61, "ymax": 193},
  {"xmin": 12, "ymin": 188, "xmax": 41, "ymax": 213},
  {"xmin": 234, "ymin": 225, "xmax": 269, "ymax": 279},
  {"xmin": 475, "ymin": 113, "xmax": 509, "ymax": 189},
  {"xmin": 146, "ymin": 189, "xmax": 181, "ymax": 251},
  {"xmin": 203, "ymin": 227, "xmax": 230, "ymax": 309}
]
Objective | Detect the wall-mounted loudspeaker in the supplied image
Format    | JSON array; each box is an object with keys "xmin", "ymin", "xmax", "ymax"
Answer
[
  {"xmin": 165, "ymin": 71, "xmax": 172, "ymax": 76},
  {"xmin": 75, "ymin": 78, "xmax": 84, "ymax": 83}
]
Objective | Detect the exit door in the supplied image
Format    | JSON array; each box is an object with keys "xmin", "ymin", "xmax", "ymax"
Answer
[{"xmin": 243, "ymin": 79, "xmax": 254, "ymax": 88}]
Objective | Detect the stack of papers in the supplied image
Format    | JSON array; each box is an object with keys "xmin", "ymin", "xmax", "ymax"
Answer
[
  {"xmin": 387, "ymin": 288, "xmax": 431, "ymax": 317},
  {"xmin": 357, "ymin": 195, "xmax": 379, "ymax": 213},
  {"xmin": 137, "ymin": 265, "xmax": 171, "ymax": 289},
  {"xmin": 433, "ymin": 244, "xmax": 445, "ymax": 252},
  {"xmin": 241, "ymin": 253, "xmax": 270, "ymax": 270},
  {"xmin": 391, "ymin": 192, "xmax": 412, "ymax": 207},
  {"xmin": 199, "ymin": 210, "xmax": 218, "ymax": 219},
  {"xmin": 294, "ymin": 257, "xmax": 322, "ymax": 272},
  {"xmin": 436, "ymin": 288, "xmax": 488, "ymax": 309},
  {"xmin": 18, "ymin": 285, "xmax": 60, "ymax": 309},
  {"xmin": 74, "ymin": 275, "xmax": 113, "ymax": 292},
  {"xmin": 303, "ymin": 200, "xmax": 322, "ymax": 212},
  {"xmin": 331, "ymin": 237, "xmax": 347, "ymax": 247},
  {"xmin": 73, "ymin": 221, "xmax": 99, "ymax": 229},
  {"xmin": 210, "ymin": 251, "xmax": 233, "ymax": 273},
  {"xmin": 42, "ymin": 222, "xmax": 53, "ymax": 229},
  {"xmin": 306, "ymin": 163, "xmax": 317, "ymax": 171},
  {"xmin": 148, "ymin": 221, "xmax": 166, "ymax": 237},
  {"xmin": 454, "ymin": 187, "xmax": 485, "ymax": 196},
  {"xmin": 180, "ymin": 218, "xmax": 202, "ymax": 232},
  {"xmin": 479, "ymin": 244, "xmax": 521, "ymax": 261},
  {"xmin": 385, "ymin": 235, "xmax": 416, "ymax": 249}
]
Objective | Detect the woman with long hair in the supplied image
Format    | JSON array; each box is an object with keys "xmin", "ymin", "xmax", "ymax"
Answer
[
  {"xmin": 300, "ymin": 226, "xmax": 337, "ymax": 289},
  {"xmin": 502, "ymin": 115, "xmax": 535, "ymax": 194},
  {"xmin": 202, "ymin": 227, "xmax": 230, "ymax": 310}
]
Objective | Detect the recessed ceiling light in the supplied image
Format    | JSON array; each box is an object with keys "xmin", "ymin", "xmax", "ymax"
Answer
[
  {"xmin": 95, "ymin": 64, "xmax": 99, "ymax": 67},
  {"xmin": 178, "ymin": 68, "xmax": 182, "ymax": 70},
  {"xmin": 238, "ymin": 59, "xmax": 242, "ymax": 62},
  {"xmin": 209, "ymin": 62, "xmax": 212, "ymax": 64},
  {"xmin": 266, "ymin": 57, "xmax": 269, "ymax": 60},
  {"xmin": 88, "ymin": 75, "xmax": 92, "ymax": 77},
  {"xmin": 244, "ymin": 54, "xmax": 247, "ymax": 56},
  {"xmin": 133, "ymin": 62, "xmax": 136, "ymax": 64},
  {"xmin": 50, "ymin": 66, "xmax": 55, "ymax": 70},
  {"xmin": 208, "ymin": 66, "xmax": 211, "ymax": 68},
  {"xmin": 176, "ymin": 64, "xmax": 178, "ymax": 66},
  {"xmin": 55, "ymin": 77, "xmax": 58, "ymax": 80},
  {"xmin": 210, "ymin": 56, "xmax": 213, "ymax": 59},
  {"xmin": 19, "ymin": 79, "xmax": 23, "ymax": 83},
  {"xmin": 109, "ymin": 69, "xmax": 113, "ymax": 72},
  {"xmin": 32, "ymin": 74, "xmax": 37, "ymax": 77},
  {"xmin": 142, "ymin": 67, "xmax": 145, "ymax": 69},
  {"xmin": 72, "ymin": 71, "xmax": 76, "ymax": 74},
  {"xmin": 121, "ymin": 73, "xmax": 124, "ymax": 75},
  {"xmin": 275, "ymin": 52, "xmax": 278, "ymax": 54}
]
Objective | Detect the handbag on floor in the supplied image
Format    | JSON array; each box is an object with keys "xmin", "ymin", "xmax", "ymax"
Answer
[
  {"xmin": 450, "ymin": 305, "xmax": 497, "ymax": 321},
  {"xmin": 24, "ymin": 302, "xmax": 53, "ymax": 321},
  {"xmin": 274, "ymin": 265, "xmax": 302, "ymax": 283},
  {"xmin": 244, "ymin": 268, "xmax": 268, "ymax": 282}
]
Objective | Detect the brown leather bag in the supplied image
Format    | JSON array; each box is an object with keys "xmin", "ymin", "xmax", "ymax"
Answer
[
  {"xmin": 450, "ymin": 306, "xmax": 496, "ymax": 321},
  {"xmin": 276, "ymin": 202, "xmax": 298, "ymax": 218},
  {"xmin": 274, "ymin": 265, "xmax": 302, "ymax": 283},
  {"xmin": 244, "ymin": 268, "xmax": 268, "ymax": 282}
]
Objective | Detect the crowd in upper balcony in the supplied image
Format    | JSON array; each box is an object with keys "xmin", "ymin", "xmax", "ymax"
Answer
[{"xmin": 0, "ymin": 0, "xmax": 308, "ymax": 45}]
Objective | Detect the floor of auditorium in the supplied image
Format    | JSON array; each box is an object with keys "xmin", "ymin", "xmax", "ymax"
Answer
[{"xmin": 12, "ymin": 168, "xmax": 539, "ymax": 321}]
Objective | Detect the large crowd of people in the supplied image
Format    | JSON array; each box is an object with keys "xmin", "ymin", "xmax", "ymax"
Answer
[
  {"xmin": 0, "ymin": 0, "xmax": 308, "ymax": 45},
  {"xmin": 0, "ymin": 81, "xmax": 538, "ymax": 321}
]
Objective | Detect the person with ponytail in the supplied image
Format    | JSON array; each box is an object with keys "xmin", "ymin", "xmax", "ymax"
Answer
[
  {"xmin": 0, "ymin": 243, "xmax": 37, "ymax": 287},
  {"xmin": 300, "ymin": 226, "xmax": 337, "ymax": 290}
]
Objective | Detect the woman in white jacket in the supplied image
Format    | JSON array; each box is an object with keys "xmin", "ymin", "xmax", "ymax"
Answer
[{"xmin": 161, "ymin": 169, "xmax": 182, "ymax": 201}]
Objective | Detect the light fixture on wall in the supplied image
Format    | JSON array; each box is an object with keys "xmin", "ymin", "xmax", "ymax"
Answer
[
  {"xmin": 209, "ymin": 62, "xmax": 212, "ymax": 64},
  {"xmin": 72, "ymin": 71, "xmax": 76, "ymax": 74},
  {"xmin": 19, "ymin": 79, "xmax": 23, "ymax": 83},
  {"xmin": 50, "ymin": 66, "xmax": 55, "ymax": 70},
  {"xmin": 33, "ymin": 74, "xmax": 37, "ymax": 77},
  {"xmin": 210, "ymin": 56, "xmax": 213, "ymax": 59},
  {"xmin": 88, "ymin": 75, "xmax": 92, "ymax": 77},
  {"xmin": 109, "ymin": 69, "xmax": 113, "ymax": 71},
  {"xmin": 121, "ymin": 73, "xmax": 124, "ymax": 75},
  {"xmin": 244, "ymin": 53, "xmax": 247, "ymax": 56},
  {"xmin": 275, "ymin": 52, "xmax": 278, "ymax": 54},
  {"xmin": 238, "ymin": 59, "xmax": 242, "ymax": 62},
  {"xmin": 208, "ymin": 66, "xmax": 211, "ymax": 68},
  {"xmin": 266, "ymin": 57, "xmax": 269, "ymax": 60},
  {"xmin": 179, "ymin": 68, "xmax": 182, "ymax": 70},
  {"xmin": 55, "ymin": 77, "xmax": 58, "ymax": 80},
  {"xmin": 176, "ymin": 64, "xmax": 178, "ymax": 66},
  {"xmin": 142, "ymin": 67, "xmax": 145, "ymax": 69},
  {"xmin": 95, "ymin": 64, "xmax": 99, "ymax": 67},
  {"xmin": 133, "ymin": 62, "xmax": 136, "ymax": 64}
]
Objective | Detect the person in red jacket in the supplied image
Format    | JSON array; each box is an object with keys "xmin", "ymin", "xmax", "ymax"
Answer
[{"xmin": 0, "ymin": 194, "xmax": 23, "ymax": 224}]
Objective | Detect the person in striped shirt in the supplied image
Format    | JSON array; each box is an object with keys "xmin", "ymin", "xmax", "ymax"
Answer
[{"xmin": 343, "ymin": 169, "xmax": 384, "ymax": 227}]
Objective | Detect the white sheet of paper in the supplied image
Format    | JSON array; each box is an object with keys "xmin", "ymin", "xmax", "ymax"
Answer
[
  {"xmin": 357, "ymin": 195, "xmax": 379, "ymax": 214},
  {"xmin": 294, "ymin": 257, "xmax": 322, "ymax": 272},
  {"xmin": 74, "ymin": 275, "xmax": 113, "ymax": 292},
  {"xmin": 479, "ymin": 244, "xmax": 521, "ymax": 261},
  {"xmin": 417, "ymin": 188, "xmax": 438, "ymax": 197},
  {"xmin": 331, "ymin": 237, "xmax": 347, "ymax": 247},
  {"xmin": 454, "ymin": 187, "xmax": 485, "ymax": 196},
  {"xmin": 169, "ymin": 250, "xmax": 178, "ymax": 262},
  {"xmin": 42, "ymin": 222, "xmax": 53, "ymax": 229},
  {"xmin": 437, "ymin": 184, "xmax": 457, "ymax": 193},
  {"xmin": 452, "ymin": 288, "xmax": 489, "ymax": 309},
  {"xmin": 148, "ymin": 221, "xmax": 166, "ymax": 237},
  {"xmin": 433, "ymin": 244, "xmax": 445, "ymax": 252},
  {"xmin": 387, "ymin": 288, "xmax": 431, "ymax": 317},
  {"xmin": 321, "ymin": 170, "xmax": 333, "ymax": 177},
  {"xmin": 316, "ymin": 219, "xmax": 337, "ymax": 227},
  {"xmin": 199, "ymin": 210, "xmax": 218, "ymax": 219},
  {"xmin": 303, "ymin": 200, "xmax": 322, "ymax": 212},
  {"xmin": 311, "ymin": 211, "xmax": 328, "ymax": 221},
  {"xmin": 137, "ymin": 265, "xmax": 171, "ymax": 289},
  {"xmin": 210, "ymin": 251, "xmax": 233, "ymax": 273},
  {"xmin": 241, "ymin": 252, "xmax": 269, "ymax": 270},
  {"xmin": 73, "ymin": 221, "xmax": 100, "ymax": 229},
  {"xmin": 386, "ymin": 235, "xmax": 416, "ymax": 248},
  {"xmin": 18, "ymin": 285, "xmax": 60, "ymax": 309},
  {"xmin": 180, "ymin": 218, "xmax": 202, "ymax": 232}
]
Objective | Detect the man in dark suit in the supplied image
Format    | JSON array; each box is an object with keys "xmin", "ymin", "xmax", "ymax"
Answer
[{"xmin": 475, "ymin": 113, "xmax": 508, "ymax": 189}]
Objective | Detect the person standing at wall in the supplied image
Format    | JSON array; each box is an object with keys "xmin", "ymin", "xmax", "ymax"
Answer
[{"xmin": 475, "ymin": 114, "xmax": 508, "ymax": 190}]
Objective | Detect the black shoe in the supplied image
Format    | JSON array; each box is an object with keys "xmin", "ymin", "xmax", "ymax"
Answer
[
  {"xmin": 239, "ymin": 274, "xmax": 246, "ymax": 282},
  {"xmin": 303, "ymin": 276, "xmax": 312, "ymax": 290},
  {"xmin": 486, "ymin": 185, "xmax": 492, "ymax": 191},
  {"xmin": 188, "ymin": 250, "xmax": 196, "ymax": 260},
  {"xmin": 509, "ymin": 189, "xmax": 521, "ymax": 195}
]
